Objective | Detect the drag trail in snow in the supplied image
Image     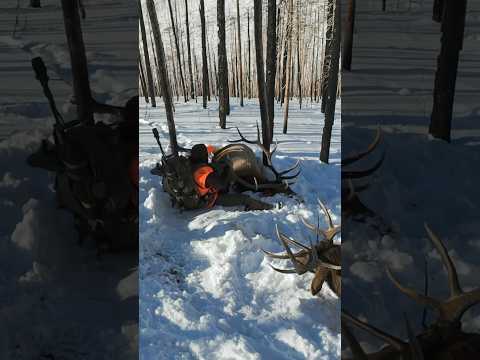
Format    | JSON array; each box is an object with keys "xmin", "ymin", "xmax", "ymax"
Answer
[{"xmin": 139, "ymin": 98, "xmax": 341, "ymax": 360}]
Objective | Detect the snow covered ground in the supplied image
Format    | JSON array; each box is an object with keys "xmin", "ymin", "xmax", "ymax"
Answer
[
  {"xmin": 0, "ymin": 1, "xmax": 138, "ymax": 358},
  {"xmin": 139, "ymin": 98, "xmax": 341, "ymax": 360},
  {"xmin": 342, "ymin": 0, "xmax": 480, "ymax": 354}
]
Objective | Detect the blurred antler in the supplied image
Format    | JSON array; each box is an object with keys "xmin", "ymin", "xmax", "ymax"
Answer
[
  {"xmin": 342, "ymin": 127, "xmax": 385, "ymax": 180},
  {"xmin": 386, "ymin": 223, "xmax": 480, "ymax": 323}
]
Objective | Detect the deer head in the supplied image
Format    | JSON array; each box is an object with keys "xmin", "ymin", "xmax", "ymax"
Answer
[
  {"xmin": 263, "ymin": 200, "xmax": 341, "ymax": 296},
  {"xmin": 343, "ymin": 224, "xmax": 480, "ymax": 359}
]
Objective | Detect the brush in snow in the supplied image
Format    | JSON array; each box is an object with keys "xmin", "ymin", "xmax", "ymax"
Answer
[
  {"xmin": 27, "ymin": 57, "xmax": 138, "ymax": 253},
  {"xmin": 342, "ymin": 224, "xmax": 480, "ymax": 360},
  {"xmin": 262, "ymin": 199, "xmax": 341, "ymax": 296}
]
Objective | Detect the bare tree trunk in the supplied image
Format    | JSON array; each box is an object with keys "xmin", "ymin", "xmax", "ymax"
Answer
[
  {"xmin": 236, "ymin": 0, "xmax": 244, "ymax": 107},
  {"xmin": 209, "ymin": 34, "xmax": 219, "ymax": 100},
  {"xmin": 168, "ymin": 30, "xmax": 180, "ymax": 102},
  {"xmin": 432, "ymin": 0, "xmax": 445, "ymax": 22},
  {"xmin": 232, "ymin": 24, "xmax": 239, "ymax": 98},
  {"xmin": 296, "ymin": 1, "xmax": 302, "ymax": 109},
  {"xmin": 275, "ymin": 7, "xmax": 283, "ymax": 102},
  {"xmin": 382, "ymin": 0, "xmax": 386, "ymax": 12},
  {"xmin": 310, "ymin": 33, "xmax": 316, "ymax": 102},
  {"xmin": 176, "ymin": 1, "xmax": 187, "ymax": 96},
  {"xmin": 200, "ymin": 0, "xmax": 209, "ymax": 109},
  {"xmin": 146, "ymin": 0, "xmax": 178, "ymax": 154},
  {"xmin": 61, "ymin": 0, "xmax": 93, "ymax": 125},
  {"xmin": 147, "ymin": 27, "xmax": 160, "ymax": 95},
  {"xmin": 185, "ymin": 0, "xmax": 195, "ymax": 100},
  {"xmin": 282, "ymin": 0, "xmax": 293, "ymax": 134},
  {"xmin": 30, "ymin": 0, "xmax": 41, "ymax": 8},
  {"xmin": 139, "ymin": 1, "xmax": 156, "ymax": 107},
  {"xmin": 280, "ymin": 20, "xmax": 289, "ymax": 106},
  {"xmin": 78, "ymin": 0, "xmax": 86, "ymax": 19},
  {"xmin": 217, "ymin": 0, "xmax": 229, "ymax": 128},
  {"xmin": 320, "ymin": 0, "xmax": 340, "ymax": 163},
  {"xmin": 321, "ymin": 0, "xmax": 335, "ymax": 113},
  {"xmin": 253, "ymin": 0, "xmax": 271, "ymax": 161},
  {"xmin": 194, "ymin": 52, "xmax": 200, "ymax": 102},
  {"xmin": 282, "ymin": 41, "xmax": 292, "ymax": 134},
  {"xmin": 247, "ymin": 9, "xmax": 252, "ymax": 99},
  {"xmin": 429, "ymin": 0, "xmax": 467, "ymax": 142},
  {"xmin": 207, "ymin": 36, "xmax": 215, "ymax": 100},
  {"xmin": 343, "ymin": 0, "xmax": 355, "ymax": 71},
  {"xmin": 167, "ymin": 0, "xmax": 188, "ymax": 102},
  {"xmin": 266, "ymin": 0, "xmax": 277, "ymax": 141},
  {"xmin": 139, "ymin": 60, "xmax": 149, "ymax": 103}
]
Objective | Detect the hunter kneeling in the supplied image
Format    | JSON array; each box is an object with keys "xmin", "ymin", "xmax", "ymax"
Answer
[{"xmin": 190, "ymin": 144, "xmax": 274, "ymax": 211}]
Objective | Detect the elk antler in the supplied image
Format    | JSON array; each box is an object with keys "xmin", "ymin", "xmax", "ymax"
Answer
[
  {"xmin": 229, "ymin": 124, "xmax": 301, "ymax": 183},
  {"xmin": 342, "ymin": 127, "xmax": 385, "ymax": 180},
  {"xmin": 342, "ymin": 320, "xmax": 369, "ymax": 360},
  {"xmin": 219, "ymin": 156, "xmax": 293, "ymax": 192},
  {"xmin": 386, "ymin": 224, "xmax": 480, "ymax": 323},
  {"xmin": 341, "ymin": 311, "xmax": 426, "ymax": 360},
  {"xmin": 301, "ymin": 199, "xmax": 341, "ymax": 243},
  {"xmin": 341, "ymin": 310, "xmax": 407, "ymax": 353},
  {"xmin": 262, "ymin": 200, "xmax": 341, "ymax": 295}
]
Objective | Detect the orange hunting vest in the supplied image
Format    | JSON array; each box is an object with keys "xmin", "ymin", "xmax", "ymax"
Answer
[
  {"xmin": 206, "ymin": 145, "xmax": 217, "ymax": 154},
  {"xmin": 193, "ymin": 165, "xmax": 218, "ymax": 208}
]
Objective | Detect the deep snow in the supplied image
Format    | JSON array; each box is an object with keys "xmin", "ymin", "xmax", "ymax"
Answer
[{"xmin": 139, "ymin": 98, "xmax": 341, "ymax": 360}]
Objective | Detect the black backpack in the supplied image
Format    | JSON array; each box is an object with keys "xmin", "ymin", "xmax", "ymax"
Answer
[{"xmin": 152, "ymin": 154, "xmax": 204, "ymax": 210}]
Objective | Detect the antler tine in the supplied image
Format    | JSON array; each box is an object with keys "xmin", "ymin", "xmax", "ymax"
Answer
[
  {"xmin": 386, "ymin": 267, "xmax": 441, "ymax": 312},
  {"xmin": 452, "ymin": 289, "xmax": 480, "ymax": 322},
  {"xmin": 278, "ymin": 169, "xmax": 301, "ymax": 181},
  {"xmin": 261, "ymin": 248, "xmax": 306, "ymax": 259},
  {"xmin": 269, "ymin": 264, "xmax": 298, "ymax": 274},
  {"xmin": 423, "ymin": 223, "xmax": 462, "ymax": 297},
  {"xmin": 230, "ymin": 171, "xmax": 287, "ymax": 191},
  {"xmin": 318, "ymin": 199, "xmax": 341, "ymax": 242},
  {"xmin": 278, "ymin": 159, "xmax": 300, "ymax": 176},
  {"xmin": 233, "ymin": 126, "xmax": 275, "ymax": 165},
  {"xmin": 300, "ymin": 207, "xmax": 340, "ymax": 244},
  {"xmin": 318, "ymin": 199, "xmax": 334, "ymax": 228},
  {"xmin": 341, "ymin": 321, "xmax": 369, "ymax": 360},
  {"xmin": 342, "ymin": 126, "xmax": 382, "ymax": 166},
  {"xmin": 276, "ymin": 225, "xmax": 310, "ymax": 274},
  {"xmin": 256, "ymin": 122, "xmax": 262, "ymax": 143},
  {"xmin": 342, "ymin": 310, "xmax": 406, "ymax": 351},
  {"xmin": 309, "ymin": 237, "xmax": 341, "ymax": 270},
  {"xmin": 342, "ymin": 150, "xmax": 385, "ymax": 179},
  {"xmin": 271, "ymin": 140, "xmax": 278, "ymax": 157},
  {"xmin": 300, "ymin": 216, "xmax": 322, "ymax": 236},
  {"xmin": 230, "ymin": 127, "xmax": 255, "ymax": 145},
  {"xmin": 277, "ymin": 227, "xmax": 311, "ymax": 252},
  {"xmin": 423, "ymin": 223, "xmax": 480, "ymax": 322},
  {"xmin": 385, "ymin": 226, "xmax": 480, "ymax": 323},
  {"xmin": 230, "ymin": 126, "xmax": 301, "ymax": 186}
]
